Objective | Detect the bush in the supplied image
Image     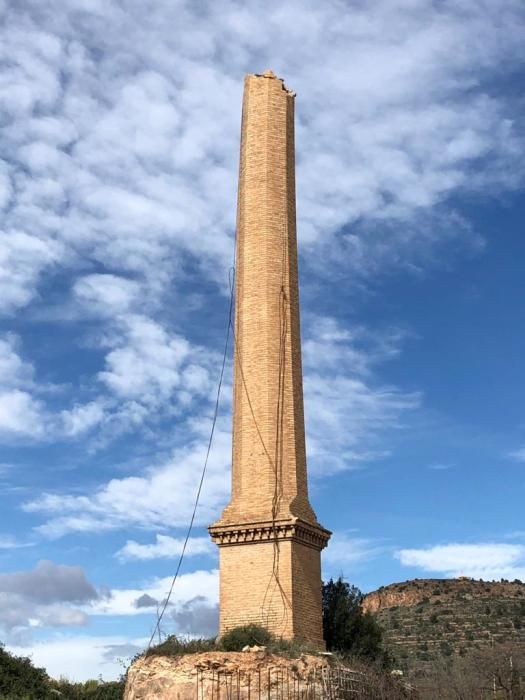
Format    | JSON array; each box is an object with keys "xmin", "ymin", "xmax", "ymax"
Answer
[
  {"xmin": 146, "ymin": 635, "xmax": 217, "ymax": 657},
  {"xmin": 141, "ymin": 626, "xmax": 318, "ymax": 661},
  {"xmin": 51, "ymin": 678, "xmax": 124, "ymax": 699},
  {"xmin": 220, "ymin": 625, "xmax": 274, "ymax": 651},
  {"xmin": 439, "ymin": 641, "xmax": 453, "ymax": 657}
]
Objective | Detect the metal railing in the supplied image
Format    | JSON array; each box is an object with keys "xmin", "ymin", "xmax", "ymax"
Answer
[{"xmin": 194, "ymin": 666, "xmax": 370, "ymax": 699}]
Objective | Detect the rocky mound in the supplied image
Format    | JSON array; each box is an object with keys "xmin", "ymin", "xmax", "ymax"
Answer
[{"xmin": 124, "ymin": 650, "xmax": 330, "ymax": 700}]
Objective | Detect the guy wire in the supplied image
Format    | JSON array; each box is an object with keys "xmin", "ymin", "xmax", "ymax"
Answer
[{"xmin": 143, "ymin": 273, "xmax": 234, "ymax": 653}]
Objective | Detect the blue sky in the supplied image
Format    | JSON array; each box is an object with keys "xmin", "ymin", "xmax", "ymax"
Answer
[{"xmin": 1, "ymin": 0, "xmax": 525, "ymax": 682}]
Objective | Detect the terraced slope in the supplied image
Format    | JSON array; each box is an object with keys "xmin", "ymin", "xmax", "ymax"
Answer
[{"xmin": 362, "ymin": 578, "xmax": 525, "ymax": 672}]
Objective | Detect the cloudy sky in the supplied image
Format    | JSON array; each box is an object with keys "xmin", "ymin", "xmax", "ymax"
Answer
[{"xmin": 1, "ymin": 0, "xmax": 525, "ymax": 682}]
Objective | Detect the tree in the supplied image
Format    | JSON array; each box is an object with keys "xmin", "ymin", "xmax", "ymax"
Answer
[
  {"xmin": 0, "ymin": 643, "xmax": 124, "ymax": 700},
  {"xmin": 0, "ymin": 644, "xmax": 53, "ymax": 699},
  {"xmin": 322, "ymin": 578, "xmax": 386, "ymax": 664}
]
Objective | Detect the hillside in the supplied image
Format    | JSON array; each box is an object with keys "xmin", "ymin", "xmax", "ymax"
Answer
[{"xmin": 363, "ymin": 578, "xmax": 525, "ymax": 674}]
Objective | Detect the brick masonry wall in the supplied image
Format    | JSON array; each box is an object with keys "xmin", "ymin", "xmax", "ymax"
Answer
[
  {"xmin": 210, "ymin": 72, "xmax": 329, "ymax": 646},
  {"xmin": 291, "ymin": 542, "xmax": 325, "ymax": 647},
  {"xmin": 222, "ymin": 71, "xmax": 314, "ymax": 525},
  {"xmin": 219, "ymin": 541, "xmax": 294, "ymax": 639},
  {"xmin": 218, "ymin": 538, "xmax": 325, "ymax": 648}
]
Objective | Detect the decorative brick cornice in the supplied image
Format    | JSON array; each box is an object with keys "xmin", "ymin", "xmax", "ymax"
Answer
[{"xmin": 208, "ymin": 518, "xmax": 331, "ymax": 551}]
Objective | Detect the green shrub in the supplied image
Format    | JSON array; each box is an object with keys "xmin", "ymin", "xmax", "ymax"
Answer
[
  {"xmin": 220, "ymin": 625, "xmax": 274, "ymax": 651},
  {"xmin": 51, "ymin": 678, "xmax": 124, "ymax": 699},
  {"xmin": 146, "ymin": 635, "xmax": 217, "ymax": 657},
  {"xmin": 439, "ymin": 641, "xmax": 453, "ymax": 657}
]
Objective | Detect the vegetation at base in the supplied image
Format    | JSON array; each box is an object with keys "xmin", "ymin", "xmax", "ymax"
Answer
[
  {"xmin": 220, "ymin": 624, "xmax": 274, "ymax": 651},
  {"xmin": 146, "ymin": 625, "xmax": 317, "ymax": 659},
  {"xmin": 0, "ymin": 644, "xmax": 124, "ymax": 700},
  {"xmin": 146, "ymin": 579, "xmax": 387, "ymax": 662},
  {"xmin": 145, "ymin": 636, "xmax": 217, "ymax": 657},
  {"xmin": 219, "ymin": 624, "xmax": 317, "ymax": 655},
  {"xmin": 322, "ymin": 577, "xmax": 388, "ymax": 665}
]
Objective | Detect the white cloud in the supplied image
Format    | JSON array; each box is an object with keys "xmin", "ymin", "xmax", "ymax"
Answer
[
  {"xmin": 33, "ymin": 606, "xmax": 89, "ymax": 628},
  {"xmin": 427, "ymin": 463, "xmax": 453, "ymax": 471},
  {"xmin": 0, "ymin": 0, "xmax": 523, "ymax": 318},
  {"xmin": 0, "ymin": 334, "xmax": 46, "ymax": 436},
  {"xmin": 116, "ymin": 534, "xmax": 214, "ymax": 561},
  {"xmin": 3, "ymin": 567, "xmax": 219, "ymax": 680},
  {"xmin": 396, "ymin": 543, "xmax": 525, "ymax": 580},
  {"xmin": 60, "ymin": 400, "xmax": 107, "ymax": 437},
  {"xmin": 6, "ymin": 635, "xmax": 143, "ymax": 682},
  {"xmin": 302, "ymin": 319, "xmax": 406, "ymax": 377},
  {"xmin": 0, "ymin": 232, "xmax": 64, "ymax": 315},
  {"xmin": 0, "ymin": 333, "xmax": 108, "ymax": 439},
  {"xmin": 99, "ymin": 315, "xmax": 198, "ymax": 403},
  {"xmin": 303, "ymin": 317, "xmax": 420, "ymax": 474},
  {"xmin": 24, "ymin": 316, "xmax": 418, "ymax": 535},
  {"xmin": 0, "ymin": 316, "xmax": 216, "ymax": 441},
  {"xmin": 508, "ymin": 448, "xmax": 525, "ymax": 462},
  {"xmin": 0, "ymin": 333, "xmax": 35, "ymax": 388},
  {"xmin": 73, "ymin": 274, "xmax": 143, "ymax": 316},
  {"xmin": 0, "ymin": 0, "xmax": 522, "ymax": 455},
  {"xmin": 24, "ymin": 423, "xmax": 231, "ymax": 537},
  {"xmin": 322, "ymin": 533, "xmax": 385, "ymax": 573},
  {"xmin": 0, "ymin": 534, "xmax": 33, "ymax": 550},
  {"xmin": 88, "ymin": 569, "xmax": 219, "ymax": 617},
  {"xmin": 0, "ymin": 389, "xmax": 46, "ymax": 437}
]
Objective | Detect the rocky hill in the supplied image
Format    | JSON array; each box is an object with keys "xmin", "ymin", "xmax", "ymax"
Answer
[{"xmin": 363, "ymin": 578, "xmax": 525, "ymax": 673}]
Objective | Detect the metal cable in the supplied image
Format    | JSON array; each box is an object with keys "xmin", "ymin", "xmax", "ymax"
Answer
[{"xmin": 143, "ymin": 278, "xmax": 234, "ymax": 653}]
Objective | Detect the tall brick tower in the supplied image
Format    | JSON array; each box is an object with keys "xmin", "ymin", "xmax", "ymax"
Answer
[{"xmin": 209, "ymin": 71, "xmax": 330, "ymax": 646}]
